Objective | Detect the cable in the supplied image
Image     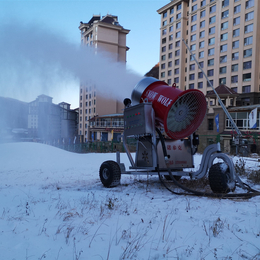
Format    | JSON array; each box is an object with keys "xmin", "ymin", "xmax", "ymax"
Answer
[{"xmin": 155, "ymin": 128, "xmax": 260, "ymax": 199}]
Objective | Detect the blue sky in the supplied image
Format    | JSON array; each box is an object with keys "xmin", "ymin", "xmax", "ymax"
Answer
[{"xmin": 1, "ymin": 0, "xmax": 168, "ymax": 75}]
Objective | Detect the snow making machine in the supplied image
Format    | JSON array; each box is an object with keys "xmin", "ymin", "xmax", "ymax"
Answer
[{"xmin": 99, "ymin": 77, "xmax": 250, "ymax": 197}]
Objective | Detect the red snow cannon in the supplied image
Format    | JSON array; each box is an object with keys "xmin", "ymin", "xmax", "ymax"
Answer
[{"xmin": 131, "ymin": 77, "xmax": 207, "ymax": 140}]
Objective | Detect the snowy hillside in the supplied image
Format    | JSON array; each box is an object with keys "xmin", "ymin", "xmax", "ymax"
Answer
[{"xmin": 0, "ymin": 142, "xmax": 260, "ymax": 260}]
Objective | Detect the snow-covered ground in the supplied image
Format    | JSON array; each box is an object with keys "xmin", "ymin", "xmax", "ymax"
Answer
[{"xmin": 0, "ymin": 142, "xmax": 260, "ymax": 260}]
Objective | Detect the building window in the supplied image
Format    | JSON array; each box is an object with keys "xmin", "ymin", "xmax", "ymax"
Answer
[
  {"xmin": 176, "ymin": 22, "xmax": 181, "ymax": 29},
  {"xmin": 244, "ymin": 36, "xmax": 253, "ymax": 46},
  {"xmin": 208, "ymin": 59, "xmax": 214, "ymax": 66},
  {"xmin": 221, "ymin": 21, "xmax": 228, "ymax": 30},
  {"xmin": 220, "ymin": 66, "xmax": 227, "ymax": 74},
  {"xmin": 210, "ymin": 5, "xmax": 216, "ymax": 14},
  {"xmin": 234, "ymin": 4, "xmax": 241, "ymax": 14},
  {"xmin": 198, "ymin": 82, "xmax": 203, "ymax": 89},
  {"xmin": 174, "ymin": 77, "xmax": 179, "ymax": 83},
  {"xmin": 200, "ymin": 31, "xmax": 205, "ymax": 38},
  {"xmin": 201, "ymin": 0, "xmax": 206, "ymax": 7},
  {"xmin": 200, "ymin": 21, "xmax": 205, "ymax": 28},
  {"xmin": 209, "ymin": 26, "xmax": 215, "ymax": 35},
  {"xmin": 176, "ymin": 41, "xmax": 180, "ymax": 47},
  {"xmin": 170, "ymin": 17, "xmax": 174, "ymax": 23},
  {"xmin": 161, "ymin": 63, "xmax": 165, "ymax": 69},
  {"xmin": 222, "ymin": 10, "xmax": 229, "ymax": 19},
  {"xmin": 208, "ymin": 48, "xmax": 215, "ymax": 56},
  {"xmin": 177, "ymin": 3, "xmax": 182, "ymax": 10},
  {"xmin": 175, "ymin": 59, "xmax": 180, "ymax": 65},
  {"xmin": 232, "ymin": 64, "xmax": 238, "ymax": 72},
  {"xmin": 189, "ymin": 74, "xmax": 195, "ymax": 80},
  {"xmin": 170, "ymin": 7, "xmax": 174, "ymax": 14},
  {"xmin": 221, "ymin": 32, "xmax": 228, "ymax": 41},
  {"xmin": 169, "ymin": 52, "xmax": 173, "ymax": 58},
  {"xmin": 242, "ymin": 85, "xmax": 251, "ymax": 93},
  {"xmin": 169, "ymin": 34, "xmax": 174, "ymax": 40},
  {"xmin": 199, "ymin": 41, "xmax": 205, "ymax": 48},
  {"xmin": 199, "ymin": 51, "xmax": 204, "ymax": 58},
  {"xmin": 244, "ymin": 48, "xmax": 252, "ymax": 58},
  {"xmin": 233, "ymin": 17, "xmax": 240, "ymax": 26},
  {"xmin": 243, "ymin": 73, "xmax": 251, "ymax": 82},
  {"xmin": 192, "ymin": 4, "xmax": 197, "ymax": 11},
  {"xmin": 167, "ymin": 79, "xmax": 172, "ymax": 85},
  {"xmin": 176, "ymin": 13, "xmax": 181, "ymax": 19},
  {"xmin": 169, "ymin": 43, "xmax": 173, "ymax": 50},
  {"xmin": 231, "ymin": 87, "xmax": 237, "ymax": 93},
  {"xmin": 169, "ymin": 26, "xmax": 173, "ymax": 32},
  {"xmin": 199, "ymin": 61, "xmax": 204, "ymax": 68},
  {"xmin": 163, "ymin": 20, "xmax": 167, "ymax": 26},
  {"xmin": 207, "ymin": 80, "xmax": 214, "ymax": 87},
  {"xmin": 161, "ymin": 55, "xmax": 166, "ymax": 61},
  {"xmin": 191, "ymin": 14, "xmax": 197, "ymax": 22},
  {"xmin": 176, "ymin": 32, "xmax": 181, "ymax": 38},
  {"xmin": 191, "ymin": 34, "xmax": 196, "ymax": 42},
  {"xmin": 245, "ymin": 24, "xmax": 253, "ymax": 34},
  {"xmin": 233, "ymin": 28, "xmax": 240, "ymax": 37},
  {"xmin": 207, "ymin": 69, "xmax": 214, "ymax": 76},
  {"xmin": 163, "ymin": 11, "xmax": 167, "ymax": 18},
  {"xmin": 168, "ymin": 70, "xmax": 172, "ymax": 76},
  {"xmin": 243, "ymin": 61, "xmax": 252, "ymax": 70},
  {"xmin": 246, "ymin": 0, "xmax": 254, "ymax": 9},
  {"xmin": 208, "ymin": 119, "xmax": 214, "ymax": 130},
  {"xmin": 222, "ymin": 0, "xmax": 229, "ymax": 8},
  {"xmin": 220, "ymin": 55, "xmax": 227, "ymax": 63},
  {"xmin": 198, "ymin": 72, "xmax": 203, "ymax": 78},
  {"xmin": 190, "ymin": 44, "xmax": 196, "ymax": 51},
  {"xmin": 161, "ymin": 72, "xmax": 165, "ymax": 78},
  {"xmin": 201, "ymin": 10, "xmax": 206, "ymax": 18},
  {"xmin": 190, "ymin": 64, "xmax": 196, "ymax": 70},
  {"xmin": 219, "ymin": 77, "xmax": 226, "ymax": 84},
  {"xmin": 162, "ymin": 46, "xmax": 166, "ymax": 52},
  {"xmin": 208, "ymin": 37, "xmax": 215, "ymax": 45},
  {"xmin": 209, "ymin": 16, "xmax": 216, "ymax": 24},
  {"xmin": 232, "ymin": 52, "xmax": 239, "ymax": 60},
  {"xmin": 191, "ymin": 24, "xmax": 196, "ymax": 32},
  {"xmin": 231, "ymin": 75, "xmax": 238, "ymax": 83},
  {"xmin": 189, "ymin": 83, "xmax": 195, "ymax": 89},
  {"xmin": 245, "ymin": 11, "xmax": 254, "ymax": 21},
  {"xmin": 232, "ymin": 40, "xmax": 239, "ymax": 49},
  {"xmin": 175, "ymin": 68, "xmax": 180, "ymax": 74},
  {"xmin": 175, "ymin": 50, "xmax": 180, "ymax": 56},
  {"xmin": 220, "ymin": 44, "xmax": 227, "ymax": 52}
]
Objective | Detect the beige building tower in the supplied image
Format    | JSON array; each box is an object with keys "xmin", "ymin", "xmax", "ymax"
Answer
[
  {"xmin": 157, "ymin": 0, "xmax": 259, "ymax": 101},
  {"xmin": 78, "ymin": 15, "xmax": 130, "ymax": 142}
]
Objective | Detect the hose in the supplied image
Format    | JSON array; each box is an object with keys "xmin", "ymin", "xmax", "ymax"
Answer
[{"xmin": 155, "ymin": 128, "xmax": 260, "ymax": 199}]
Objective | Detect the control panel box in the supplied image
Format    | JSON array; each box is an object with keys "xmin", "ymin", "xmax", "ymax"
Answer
[{"xmin": 124, "ymin": 103, "xmax": 154, "ymax": 136}]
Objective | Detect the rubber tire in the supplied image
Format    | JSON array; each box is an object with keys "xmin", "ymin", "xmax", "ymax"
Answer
[
  {"xmin": 208, "ymin": 162, "xmax": 234, "ymax": 194},
  {"xmin": 99, "ymin": 160, "xmax": 121, "ymax": 188}
]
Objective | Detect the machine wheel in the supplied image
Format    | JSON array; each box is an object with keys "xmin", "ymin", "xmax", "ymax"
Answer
[
  {"xmin": 99, "ymin": 160, "xmax": 121, "ymax": 188},
  {"xmin": 208, "ymin": 162, "xmax": 235, "ymax": 194}
]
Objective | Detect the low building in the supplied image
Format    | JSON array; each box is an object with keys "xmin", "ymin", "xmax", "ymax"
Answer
[{"xmin": 88, "ymin": 113, "xmax": 124, "ymax": 142}]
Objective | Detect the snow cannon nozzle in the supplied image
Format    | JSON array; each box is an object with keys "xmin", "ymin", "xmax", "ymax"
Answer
[{"xmin": 131, "ymin": 77, "xmax": 207, "ymax": 140}]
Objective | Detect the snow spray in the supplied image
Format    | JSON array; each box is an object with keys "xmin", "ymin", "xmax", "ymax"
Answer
[{"xmin": 0, "ymin": 19, "xmax": 143, "ymax": 107}]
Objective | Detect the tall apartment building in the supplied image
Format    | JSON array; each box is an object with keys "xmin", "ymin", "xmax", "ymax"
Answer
[
  {"xmin": 78, "ymin": 15, "xmax": 130, "ymax": 142},
  {"xmin": 157, "ymin": 0, "xmax": 259, "ymax": 100}
]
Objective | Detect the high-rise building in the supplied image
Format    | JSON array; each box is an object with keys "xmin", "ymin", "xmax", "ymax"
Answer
[
  {"xmin": 78, "ymin": 15, "xmax": 130, "ymax": 142},
  {"xmin": 157, "ymin": 0, "xmax": 259, "ymax": 100}
]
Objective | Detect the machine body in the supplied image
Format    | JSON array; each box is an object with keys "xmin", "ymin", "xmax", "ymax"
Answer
[{"xmin": 99, "ymin": 77, "xmax": 238, "ymax": 195}]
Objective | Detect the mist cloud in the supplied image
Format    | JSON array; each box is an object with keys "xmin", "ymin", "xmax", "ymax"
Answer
[{"xmin": 0, "ymin": 19, "xmax": 143, "ymax": 107}]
